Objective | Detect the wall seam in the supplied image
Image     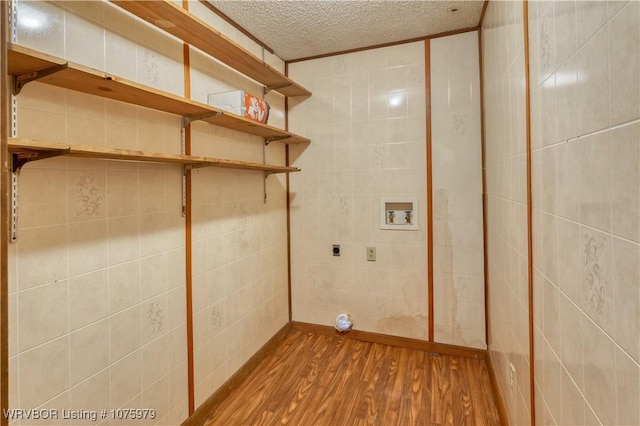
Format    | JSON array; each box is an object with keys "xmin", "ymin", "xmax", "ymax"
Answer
[
  {"xmin": 181, "ymin": 0, "xmax": 195, "ymax": 415},
  {"xmin": 478, "ymin": 25, "xmax": 490, "ymax": 348},
  {"xmin": 425, "ymin": 39, "xmax": 434, "ymax": 342},
  {"xmin": 284, "ymin": 63, "xmax": 292, "ymax": 322},
  {"xmin": 522, "ymin": 1, "xmax": 536, "ymax": 425}
]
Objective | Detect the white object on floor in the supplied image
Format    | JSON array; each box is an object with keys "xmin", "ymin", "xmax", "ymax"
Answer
[{"xmin": 335, "ymin": 313, "xmax": 353, "ymax": 332}]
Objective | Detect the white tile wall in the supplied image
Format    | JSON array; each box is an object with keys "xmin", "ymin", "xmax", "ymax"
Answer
[
  {"xmin": 482, "ymin": 1, "xmax": 531, "ymax": 424},
  {"xmin": 484, "ymin": 0, "xmax": 640, "ymax": 424},
  {"xmin": 288, "ymin": 42, "xmax": 428, "ymax": 340},
  {"xmin": 430, "ymin": 32, "xmax": 486, "ymax": 350},
  {"xmin": 530, "ymin": 0, "xmax": 640, "ymax": 423}
]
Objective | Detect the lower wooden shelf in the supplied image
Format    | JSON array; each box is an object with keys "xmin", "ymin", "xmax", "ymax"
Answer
[{"xmin": 9, "ymin": 138, "xmax": 300, "ymax": 174}]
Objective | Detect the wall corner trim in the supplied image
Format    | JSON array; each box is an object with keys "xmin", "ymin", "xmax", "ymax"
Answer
[
  {"xmin": 522, "ymin": 1, "xmax": 536, "ymax": 424},
  {"xmin": 0, "ymin": 2, "xmax": 10, "ymax": 424},
  {"xmin": 479, "ymin": 1, "xmax": 490, "ymax": 28}
]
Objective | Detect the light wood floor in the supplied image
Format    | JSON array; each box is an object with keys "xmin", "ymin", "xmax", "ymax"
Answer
[{"xmin": 203, "ymin": 330, "xmax": 501, "ymax": 425}]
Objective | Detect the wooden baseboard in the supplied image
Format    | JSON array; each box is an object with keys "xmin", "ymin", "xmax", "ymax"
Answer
[
  {"xmin": 290, "ymin": 321, "xmax": 486, "ymax": 360},
  {"xmin": 486, "ymin": 351, "xmax": 509, "ymax": 426},
  {"xmin": 181, "ymin": 322, "xmax": 291, "ymax": 426}
]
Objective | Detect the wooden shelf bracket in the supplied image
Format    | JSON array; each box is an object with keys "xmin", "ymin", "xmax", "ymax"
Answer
[
  {"xmin": 264, "ymin": 83, "xmax": 293, "ymax": 96},
  {"xmin": 12, "ymin": 62, "xmax": 68, "ymax": 95},
  {"xmin": 184, "ymin": 163, "xmax": 210, "ymax": 170},
  {"xmin": 264, "ymin": 135, "xmax": 291, "ymax": 145},
  {"xmin": 182, "ymin": 111, "xmax": 222, "ymax": 128}
]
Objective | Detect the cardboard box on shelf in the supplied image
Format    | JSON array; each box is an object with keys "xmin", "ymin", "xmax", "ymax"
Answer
[{"xmin": 207, "ymin": 90, "xmax": 270, "ymax": 124}]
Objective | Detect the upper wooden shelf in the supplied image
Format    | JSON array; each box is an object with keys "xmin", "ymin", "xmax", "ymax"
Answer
[
  {"xmin": 8, "ymin": 43, "xmax": 311, "ymax": 144},
  {"xmin": 9, "ymin": 138, "xmax": 300, "ymax": 174},
  {"xmin": 110, "ymin": 0, "xmax": 311, "ymax": 98}
]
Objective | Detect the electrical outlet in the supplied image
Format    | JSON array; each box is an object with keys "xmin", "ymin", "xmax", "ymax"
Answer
[{"xmin": 367, "ymin": 247, "xmax": 376, "ymax": 261}]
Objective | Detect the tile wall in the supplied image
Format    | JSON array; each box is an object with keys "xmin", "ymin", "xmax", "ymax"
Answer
[
  {"xmin": 8, "ymin": 1, "xmax": 290, "ymax": 424},
  {"xmin": 288, "ymin": 42, "xmax": 429, "ymax": 339},
  {"xmin": 430, "ymin": 32, "xmax": 486, "ymax": 350},
  {"xmin": 529, "ymin": 1, "xmax": 639, "ymax": 424},
  {"xmin": 482, "ymin": 2, "xmax": 531, "ymax": 424},
  {"xmin": 483, "ymin": 0, "xmax": 640, "ymax": 424}
]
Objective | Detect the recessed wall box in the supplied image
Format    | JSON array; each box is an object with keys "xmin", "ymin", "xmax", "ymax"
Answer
[
  {"xmin": 380, "ymin": 197, "xmax": 418, "ymax": 230},
  {"xmin": 207, "ymin": 90, "xmax": 270, "ymax": 124}
]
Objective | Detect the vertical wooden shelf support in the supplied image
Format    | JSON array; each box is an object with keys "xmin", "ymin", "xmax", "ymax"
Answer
[
  {"xmin": 263, "ymin": 172, "xmax": 270, "ymax": 204},
  {"xmin": 181, "ymin": 165, "xmax": 188, "ymax": 217},
  {"xmin": 9, "ymin": 149, "xmax": 68, "ymax": 242},
  {"xmin": 9, "ymin": 173, "xmax": 17, "ymax": 243}
]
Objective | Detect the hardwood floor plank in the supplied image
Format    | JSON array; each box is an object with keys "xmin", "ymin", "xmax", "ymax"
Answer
[
  {"xmin": 299, "ymin": 338, "xmax": 353, "ymax": 424},
  {"xmin": 325, "ymin": 340, "xmax": 372, "ymax": 424},
  {"xmin": 360, "ymin": 342, "xmax": 386, "ymax": 382},
  {"xmin": 378, "ymin": 347, "xmax": 407, "ymax": 425},
  {"xmin": 279, "ymin": 337, "xmax": 335, "ymax": 425},
  {"xmin": 408, "ymin": 351, "xmax": 427, "ymax": 424},
  {"xmin": 430, "ymin": 354, "xmax": 453, "ymax": 424},
  {"xmin": 201, "ymin": 330, "xmax": 501, "ymax": 426},
  {"xmin": 467, "ymin": 358, "xmax": 493, "ymax": 425},
  {"xmin": 450, "ymin": 356, "xmax": 475, "ymax": 425},
  {"xmin": 477, "ymin": 358, "xmax": 503, "ymax": 425},
  {"xmin": 354, "ymin": 343, "xmax": 387, "ymax": 424}
]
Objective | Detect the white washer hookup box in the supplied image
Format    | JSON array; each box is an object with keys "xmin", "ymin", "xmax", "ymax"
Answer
[{"xmin": 380, "ymin": 197, "xmax": 419, "ymax": 230}]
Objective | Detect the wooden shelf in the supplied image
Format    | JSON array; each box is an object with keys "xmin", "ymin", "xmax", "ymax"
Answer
[
  {"xmin": 9, "ymin": 138, "xmax": 300, "ymax": 174},
  {"xmin": 8, "ymin": 43, "xmax": 311, "ymax": 145},
  {"xmin": 110, "ymin": 0, "xmax": 311, "ymax": 98}
]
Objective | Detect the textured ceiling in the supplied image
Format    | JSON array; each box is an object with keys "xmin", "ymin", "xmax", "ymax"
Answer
[{"xmin": 208, "ymin": 1, "xmax": 485, "ymax": 61}]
